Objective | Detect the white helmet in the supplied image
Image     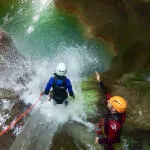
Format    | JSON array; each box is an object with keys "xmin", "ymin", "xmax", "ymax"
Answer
[{"xmin": 56, "ymin": 63, "xmax": 67, "ymax": 76}]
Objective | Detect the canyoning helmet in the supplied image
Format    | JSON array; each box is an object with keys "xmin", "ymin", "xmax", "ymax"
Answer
[
  {"xmin": 56, "ymin": 63, "xmax": 67, "ymax": 76},
  {"xmin": 109, "ymin": 96, "xmax": 127, "ymax": 113}
]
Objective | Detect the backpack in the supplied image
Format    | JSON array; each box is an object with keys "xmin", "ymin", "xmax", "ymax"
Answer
[{"xmin": 52, "ymin": 75, "xmax": 68, "ymax": 104}]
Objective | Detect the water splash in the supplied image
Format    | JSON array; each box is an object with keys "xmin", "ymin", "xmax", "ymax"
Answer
[{"xmin": 10, "ymin": 43, "xmax": 102, "ymax": 149}]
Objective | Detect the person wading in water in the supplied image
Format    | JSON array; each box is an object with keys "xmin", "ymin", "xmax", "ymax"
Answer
[{"xmin": 41, "ymin": 63, "xmax": 75, "ymax": 105}]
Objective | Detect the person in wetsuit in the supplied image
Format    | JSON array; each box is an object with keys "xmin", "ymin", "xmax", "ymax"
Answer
[
  {"xmin": 41, "ymin": 63, "xmax": 75, "ymax": 105},
  {"xmin": 95, "ymin": 72, "xmax": 127, "ymax": 150}
]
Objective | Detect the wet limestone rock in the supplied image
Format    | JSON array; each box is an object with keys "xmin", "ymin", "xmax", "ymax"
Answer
[
  {"xmin": 54, "ymin": 0, "xmax": 150, "ymax": 77},
  {"xmin": 50, "ymin": 122, "xmax": 101, "ymax": 150},
  {"xmin": 0, "ymin": 28, "xmax": 23, "ymax": 66},
  {"xmin": 0, "ymin": 28, "xmax": 31, "ymax": 89},
  {"xmin": 0, "ymin": 88, "xmax": 31, "ymax": 150},
  {"xmin": 0, "ymin": 89, "xmax": 19, "ymax": 100},
  {"xmin": 0, "ymin": 29, "xmax": 14, "ymax": 53},
  {"xmin": 0, "ymin": 29, "xmax": 31, "ymax": 149},
  {"xmin": 0, "ymin": 89, "xmax": 19, "ymax": 150}
]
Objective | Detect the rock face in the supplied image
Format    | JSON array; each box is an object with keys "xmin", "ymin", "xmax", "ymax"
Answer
[
  {"xmin": 0, "ymin": 88, "xmax": 19, "ymax": 150},
  {"xmin": 0, "ymin": 29, "xmax": 14, "ymax": 53},
  {"xmin": 50, "ymin": 122, "xmax": 101, "ymax": 150},
  {"xmin": 0, "ymin": 29, "xmax": 21, "ymax": 64},
  {"xmin": 0, "ymin": 28, "xmax": 31, "ymax": 90},
  {"xmin": 81, "ymin": 73, "xmax": 150, "ymax": 149},
  {"xmin": 0, "ymin": 29, "xmax": 23, "ymax": 66},
  {"xmin": 0, "ymin": 29, "xmax": 31, "ymax": 150},
  {"xmin": 54, "ymin": 0, "xmax": 150, "ymax": 77},
  {"xmin": 0, "ymin": 88, "xmax": 31, "ymax": 150},
  {"xmin": 54, "ymin": 1, "xmax": 150, "ymax": 148},
  {"xmin": 107, "ymin": 73, "xmax": 150, "ymax": 132},
  {"xmin": 0, "ymin": 89, "xmax": 18, "ymax": 100}
]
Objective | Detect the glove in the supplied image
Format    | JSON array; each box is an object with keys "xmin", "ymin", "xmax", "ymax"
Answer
[
  {"xmin": 95, "ymin": 137, "xmax": 99, "ymax": 145},
  {"xmin": 40, "ymin": 91, "xmax": 44, "ymax": 96},
  {"xmin": 98, "ymin": 136, "xmax": 107, "ymax": 144},
  {"xmin": 95, "ymin": 135, "xmax": 107, "ymax": 145},
  {"xmin": 48, "ymin": 91, "xmax": 52, "ymax": 101}
]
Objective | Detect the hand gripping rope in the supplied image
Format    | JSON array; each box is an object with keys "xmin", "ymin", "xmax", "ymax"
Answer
[{"xmin": 0, "ymin": 94, "xmax": 43, "ymax": 136}]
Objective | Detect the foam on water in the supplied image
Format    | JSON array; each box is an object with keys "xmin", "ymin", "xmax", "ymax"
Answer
[{"xmin": 10, "ymin": 45, "xmax": 97, "ymax": 150}]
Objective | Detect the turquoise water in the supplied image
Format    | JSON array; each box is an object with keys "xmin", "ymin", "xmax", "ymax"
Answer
[{"xmin": 0, "ymin": 0, "xmax": 112, "ymax": 75}]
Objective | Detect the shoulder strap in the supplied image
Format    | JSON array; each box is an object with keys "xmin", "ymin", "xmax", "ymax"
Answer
[{"xmin": 52, "ymin": 76, "xmax": 57, "ymax": 87}]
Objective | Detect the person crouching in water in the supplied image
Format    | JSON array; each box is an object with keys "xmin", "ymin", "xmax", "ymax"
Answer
[
  {"xmin": 41, "ymin": 63, "xmax": 75, "ymax": 105},
  {"xmin": 95, "ymin": 72, "xmax": 127, "ymax": 150}
]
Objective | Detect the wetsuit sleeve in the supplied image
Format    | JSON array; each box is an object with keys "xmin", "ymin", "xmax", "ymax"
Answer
[
  {"xmin": 44, "ymin": 77, "xmax": 54, "ymax": 95},
  {"xmin": 66, "ymin": 78, "xmax": 74, "ymax": 97},
  {"xmin": 99, "ymin": 81, "xmax": 112, "ymax": 100}
]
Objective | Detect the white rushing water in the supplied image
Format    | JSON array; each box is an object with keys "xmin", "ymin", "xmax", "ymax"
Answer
[{"xmin": 9, "ymin": 44, "xmax": 99, "ymax": 150}]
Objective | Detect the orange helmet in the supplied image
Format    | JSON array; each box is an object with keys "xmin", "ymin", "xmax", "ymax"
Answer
[{"xmin": 109, "ymin": 96, "xmax": 127, "ymax": 113}]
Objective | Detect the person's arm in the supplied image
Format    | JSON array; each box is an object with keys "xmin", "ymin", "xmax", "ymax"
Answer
[
  {"xmin": 95, "ymin": 72, "xmax": 111, "ymax": 100},
  {"xmin": 66, "ymin": 78, "xmax": 75, "ymax": 98},
  {"xmin": 99, "ymin": 81, "xmax": 112, "ymax": 100},
  {"xmin": 43, "ymin": 77, "xmax": 54, "ymax": 95}
]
